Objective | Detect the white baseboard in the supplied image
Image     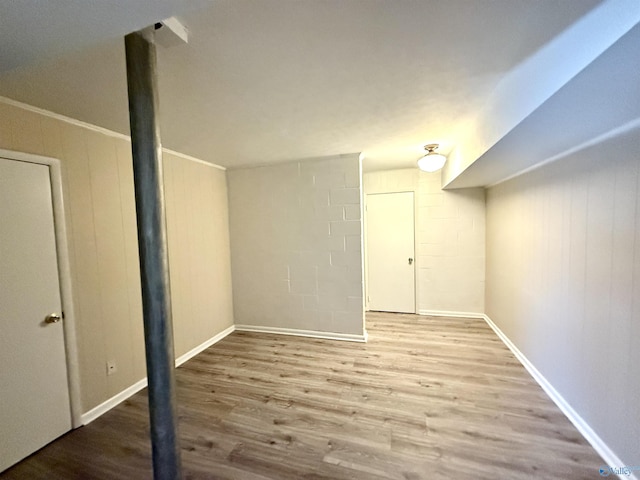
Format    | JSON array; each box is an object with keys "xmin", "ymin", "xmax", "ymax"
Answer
[
  {"xmin": 234, "ymin": 324, "xmax": 367, "ymax": 343},
  {"xmin": 80, "ymin": 325, "xmax": 235, "ymax": 426},
  {"xmin": 175, "ymin": 325, "xmax": 235, "ymax": 367},
  {"xmin": 419, "ymin": 309, "xmax": 485, "ymax": 319},
  {"xmin": 81, "ymin": 378, "xmax": 148, "ymax": 425},
  {"xmin": 482, "ymin": 314, "xmax": 636, "ymax": 480}
]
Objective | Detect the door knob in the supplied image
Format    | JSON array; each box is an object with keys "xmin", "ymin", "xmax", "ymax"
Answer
[
  {"xmin": 408, "ymin": 258, "xmax": 413, "ymax": 265},
  {"xmin": 45, "ymin": 313, "xmax": 62, "ymax": 324}
]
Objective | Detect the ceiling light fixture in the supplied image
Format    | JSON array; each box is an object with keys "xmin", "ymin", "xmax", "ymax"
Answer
[{"xmin": 417, "ymin": 144, "xmax": 446, "ymax": 172}]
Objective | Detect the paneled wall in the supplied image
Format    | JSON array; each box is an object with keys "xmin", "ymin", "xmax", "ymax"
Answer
[
  {"xmin": 0, "ymin": 100, "xmax": 145, "ymax": 411},
  {"xmin": 485, "ymin": 127, "xmax": 640, "ymax": 466},
  {"xmin": 163, "ymin": 153, "xmax": 234, "ymax": 356},
  {"xmin": 0, "ymin": 99, "xmax": 234, "ymax": 413},
  {"xmin": 364, "ymin": 168, "xmax": 485, "ymax": 315},
  {"xmin": 227, "ymin": 154, "xmax": 365, "ymax": 337}
]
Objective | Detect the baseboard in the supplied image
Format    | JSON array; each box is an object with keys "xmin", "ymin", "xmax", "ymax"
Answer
[
  {"xmin": 81, "ymin": 378, "xmax": 148, "ymax": 425},
  {"xmin": 80, "ymin": 326, "xmax": 235, "ymax": 426},
  {"xmin": 419, "ymin": 309, "xmax": 485, "ymax": 319},
  {"xmin": 482, "ymin": 314, "xmax": 635, "ymax": 480},
  {"xmin": 234, "ymin": 324, "xmax": 367, "ymax": 343},
  {"xmin": 175, "ymin": 325, "xmax": 235, "ymax": 367}
]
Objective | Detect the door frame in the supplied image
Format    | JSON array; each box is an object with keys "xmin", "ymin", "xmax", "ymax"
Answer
[
  {"xmin": 0, "ymin": 148, "xmax": 82, "ymax": 428},
  {"xmin": 364, "ymin": 191, "xmax": 417, "ymax": 314}
]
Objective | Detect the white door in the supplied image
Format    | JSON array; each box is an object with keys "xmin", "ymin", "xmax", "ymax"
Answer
[
  {"xmin": 366, "ymin": 192, "xmax": 415, "ymax": 313},
  {"xmin": 0, "ymin": 157, "xmax": 71, "ymax": 472}
]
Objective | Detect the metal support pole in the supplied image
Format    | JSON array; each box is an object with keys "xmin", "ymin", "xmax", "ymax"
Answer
[{"xmin": 124, "ymin": 28, "xmax": 182, "ymax": 480}]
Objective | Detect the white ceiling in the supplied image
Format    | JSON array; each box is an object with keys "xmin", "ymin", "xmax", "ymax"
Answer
[
  {"xmin": 445, "ymin": 20, "xmax": 640, "ymax": 188},
  {"xmin": 0, "ymin": 0, "xmax": 212, "ymax": 72},
  {"xmin": 0, "ymin": 0, "xmax": 634, "ymax": 178}
]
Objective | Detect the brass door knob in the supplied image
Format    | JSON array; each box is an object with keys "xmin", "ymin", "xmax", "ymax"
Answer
[{"xmin": 45, "ymin": 313, "xmax": 62, "ymax": 324}]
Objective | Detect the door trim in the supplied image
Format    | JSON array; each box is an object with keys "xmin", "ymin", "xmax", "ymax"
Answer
[{"xmin": 0, "ymin": 148, "xmax": 82, "ymax": 428}]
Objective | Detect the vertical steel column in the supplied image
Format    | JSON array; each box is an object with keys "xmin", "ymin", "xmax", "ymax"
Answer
[{"xmin": 124, "ymin": 28, "xmax": 182, "ymax": 480}]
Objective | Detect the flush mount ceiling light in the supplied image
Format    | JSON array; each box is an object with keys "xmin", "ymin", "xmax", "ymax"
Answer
[{"xmin": 417, "ymin": 144, "xmax": 446, "ymax": 172}]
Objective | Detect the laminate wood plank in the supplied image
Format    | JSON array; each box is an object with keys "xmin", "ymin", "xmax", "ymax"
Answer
[{"xmin": 1, "ymin": 313, "xmax": 604, "ymax": 479}]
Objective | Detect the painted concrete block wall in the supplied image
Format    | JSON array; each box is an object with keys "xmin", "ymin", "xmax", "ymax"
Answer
[
  {"xmin": 0, "ymin": 99, "xmax": 235, "ymax": 413},
  {"xmin": 163, "ymin": 153, "xmax": 234, "ymax": 357},
  {"xmin": 363, "ymin": 168, "xmax": 485, "ymax": 315},
  {"xmin": 485, "ymin": 127, "xmax": 640, "ymax": 466},
  {"xmin": 227, "ymin": 154, "xmax": 365, "ymax": 337}
]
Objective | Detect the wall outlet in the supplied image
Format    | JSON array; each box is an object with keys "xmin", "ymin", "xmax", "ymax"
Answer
[{"xmin": 106, "ymin": 360, "xmax": 117, "ymax": 376}]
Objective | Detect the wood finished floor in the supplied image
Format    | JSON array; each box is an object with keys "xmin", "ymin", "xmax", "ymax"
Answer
[{"xmin": 2, "ymin": 313, "xmax": 604, "ymax": 479}]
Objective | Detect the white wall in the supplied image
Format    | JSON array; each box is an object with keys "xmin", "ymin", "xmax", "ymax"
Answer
[
  {"xmin": 485, "ymin": 127, "xmax": 640, "ymax": 466},
  {"xmin": 227, "ymin": 154, "xmax": 365, "ymax": 337},
  {"xmin": 364, "ymin": 168, "xmax": 485, "ymax": 315}
]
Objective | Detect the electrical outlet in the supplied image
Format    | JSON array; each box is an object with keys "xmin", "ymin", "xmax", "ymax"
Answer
[{"xmin": 106, "ymin": 360, "xmax": 117, "ymax": 376}]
